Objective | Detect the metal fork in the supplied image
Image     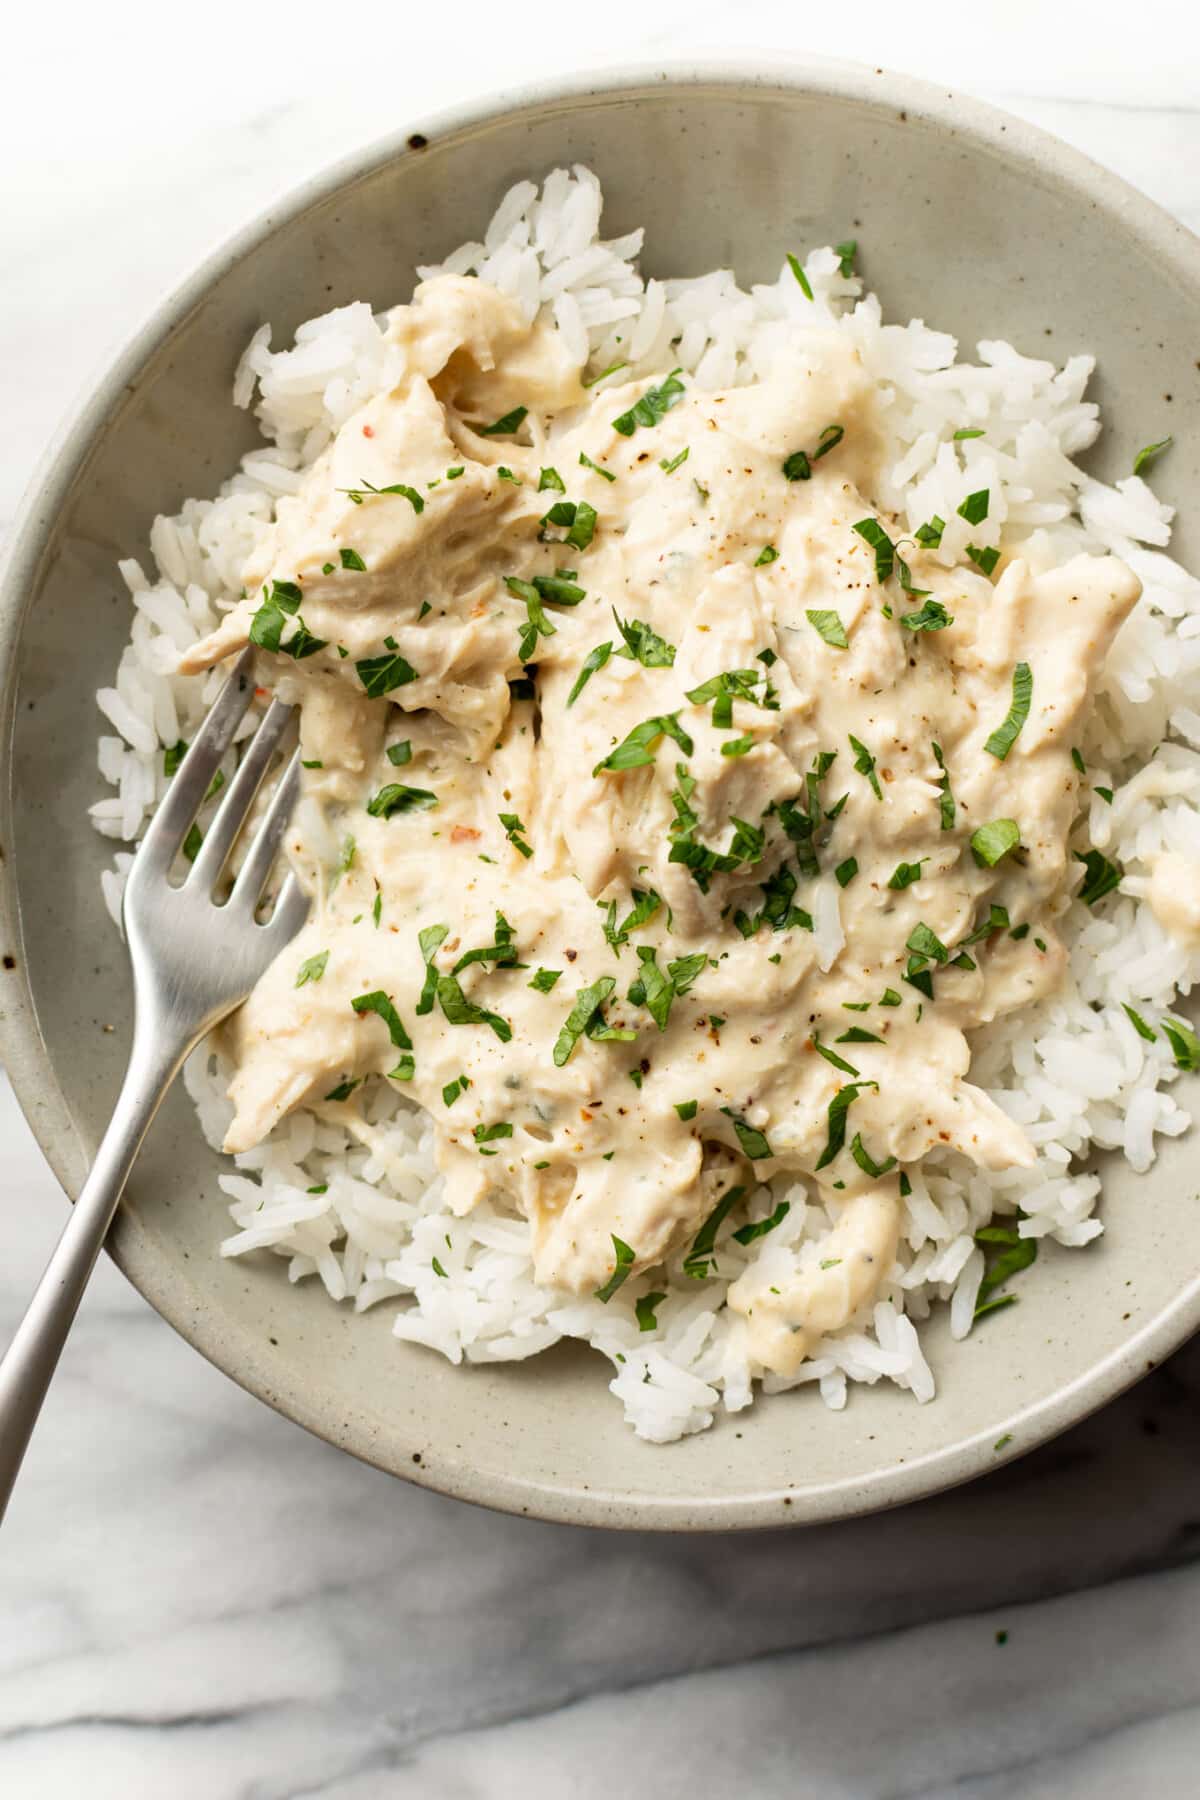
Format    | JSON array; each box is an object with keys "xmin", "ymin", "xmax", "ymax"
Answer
[{"xmin": 0, "ymin": 647, "xmax": 309, "ymax": 1520}]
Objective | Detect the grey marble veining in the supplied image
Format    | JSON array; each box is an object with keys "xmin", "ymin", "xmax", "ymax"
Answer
[{"xmin": 3, "ymin": 15, "xmax": 1200, "ymax": 1795}]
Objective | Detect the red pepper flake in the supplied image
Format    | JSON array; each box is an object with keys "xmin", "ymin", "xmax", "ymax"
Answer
[{"xmin": 362, "ymin": 424, "xmax": 375, "ymax": 438}]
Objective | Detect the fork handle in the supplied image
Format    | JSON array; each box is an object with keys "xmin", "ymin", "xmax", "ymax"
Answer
[{"xmin": 0, "ymin": 1017, "xmax": 191, "ymax": 1522}]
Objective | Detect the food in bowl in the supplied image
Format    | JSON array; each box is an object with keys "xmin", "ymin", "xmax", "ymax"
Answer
[{"xmin": 92, "ymin": 166, "xmax": 1199, "ymax": 1441}]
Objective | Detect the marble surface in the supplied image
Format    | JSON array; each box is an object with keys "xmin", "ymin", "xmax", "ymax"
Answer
[{"xmin": 4, "ymin": 5, "xmax": 1200, "ymax": 1793}]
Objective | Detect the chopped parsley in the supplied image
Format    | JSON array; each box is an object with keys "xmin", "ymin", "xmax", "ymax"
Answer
[
  {"xmin": 442, "ymin": 1074, "xmax": 471, "ymax": 1107},
  {"xmin": 539, "ymin": 498, "xmax": 598, "ymax": 552},
  {"xmin": 295, "ymin": 950, "xmax": 329, "ymax": 988},
  {"xmin": 806, "ymin": 609, "xmax": 849, "ymax": 649},
  {"xmin": 338, "ymin": 478, "xmax": 424, "ymax": 513},
  {"xmin": 914, "ymin": 516, "xmax": 945, "ymax": 549},
  {"xmin": 660, "ymin": 446, "xmax": 690, "ymax": 474},
  {"xmin": 732, "ymin": 862, "xmax": 813, "ymax": 939},
  {"xmin": 971, "ymin": 819, "xmax": 1020, "ymax": 867},
  {"xmin": 567, "ymin": 641, "xmax": 613, "ymax": 706},
  {"xmin": 449, "ymin": 912, "xmax": 521, "ymax": 978},
  {"xmin": 1162, "ymin": 1018, "xmax": 1200, "ymax": 1071},
  {"xmin": 578, "ymin": 450, "xmax": 616, "ymax": 483},
  {"xmin": 852, "ymin": 517, "xmax": 895, "ymax": 584},
  {"xmin": 786, "ymin": 252, "xmax": 814, "ymax": 298},
  {"xmin": 900, "ymin": 598, "xmax": 954, "ymax": 632},
  {"xmin": 685, "ymin": 667, "xmax": 764, "ymax": 728},
  {"xmin": 506, "ymin": 576, "xmax": 558, "ymax": 660},
  {"xmin": 529, "ymin": 968, "xmax": 562, "ymax": 994},
  {"xmin": 850, "ymin": 1133, "xmax": 897, "ymax": 1178},
  {"xmin": 669, "ymin": 806, "xmax": 765, "ymax": 891},
  {"xmin": 499, "ymin": 811, "xmax": 533, "ymax": 859},
  {"xmin": 612, "ymin": 370, "xmax": 685, "ymax": 438},
  {"xmin": 984, "ymin": 662, "xmax": 1032, "ymax": 760},
  {"xmin": 626, "ymin": 945, "xmax": 707, "ymax": 1031},
  {"xmin": 963, "ymin": 903, "xmax": 1011, "ymax": 946},
  {"xmin": 583, "ymin": 360, "xmax": 628, "ymax": 389},
  {"xmin": 815, "ymin": 1082, "xmax": 875, "ymax": 1170},
  {"xmin": 781, "ymin": 426, "xmax": 843, "ymax": 484},
  {"xmin": 835, "ymin": 239, "xmax": 857, "ymax": 278},
  {"xmin": 366, "ymin": 783, "xmax": 437, "ymax": 817},
  {"xmin": 674, "ymin": 1099, "xmax": 699, "ymax": 1122},
  {"xmin": 339, "ymin": 547, "xmax": 366, "ymax": 571},
  {"xmin": 932, "ymin": 742, "xmax": 955, "ymax": 831},
  {"xmin": 435, "ymin": 973, "xmax": 512, "ymax": 1042},
  {"xmin": 887, "ymin": 859, "xmax": 925, "ymax": 891},
  {"xmin": 163, "ymin": 739, "xmax": 187, "ymax": 777},
  {"xmin": 835, "ymin": 857, "xmax": 858, "ymax": 888},
  {"xmin": 248, "ymin": 580, "xmax": 327, "ymax": 660},
  {"xmin": 754, "ymin": 545, "xmax": 779, "ymax": 566},
  {"xmin": 416, "ymin": 923, "xmax": 449, "ymax": 1015},
  {"xmin": 553, "ymin": 976, "xmax": 627, "ymax": 1066},
  {"xmin": 721, "ymin": 734, "xmax": 755, "ymax": 758},
  {"xmin": 531, "ymin": 572, "xmax": 586, "ymax": 606},
  {"xmin": 613, "ymin": 608, "xmax": 676, "ymax": 667},
  {"xmin": 351, "ymin": 991, "xmax": 414, "ymax": 1081},
  {"xmin": 1095, "ymin": 787, "xmax": 1113, "ymax": 805},
  {"xmin": 386, "ymin": 741, "xmax": 413, "ymax": 767},
  {"xmin": 974, "ymin": 1220, "xmax": 1037, "ymax": 1317},
  {"xmin": 479, "ymin": 405, "xmax": 528, "ymax": 437},
  {"xmin": 966, "ymin": 544, "xmax": 1000, "ymax": 577},
  {"xmin": 473, "ymin": 1121, "xmax": 513, "ymax": 1147},
  {"xmin": 356, "ymin": 647, "xmax": 418, "ymax": 698},
  {"xmin": 601, "ymin": 887, "xmax": 663, "ymax": 953},
  {"xmin": 720, "ymin": 1108, "xmax": 773, "ymax": 1161},
  {"xmin": 593, "ymin": 1234, "xmax": 636, "ymax": 1302},
  {"xmin": 635, "ymin": 1291, "xmax": 666, "ymax": 1331},
  {"xmin": 957, "ymin": 489, "xmax": 990, "ymax": 526},
  {"xmin": 732, "ymin": 1200, "xmax": 791, "ymax": 1245},
  {"xmin": 849, "ymin": 734, "xmax": 882, "ymax": 800},
  {"xmin": 837, "ymin": 1026, "xmax": 884, "ymax": 1044},
  {"xmin": 1075, "ymin": 847, "xmax": 1123, "ymax": 906},
  {"xmin": 907, "ymin": 922, "xmax": 949, "ymax": 965},
  {"xmin": 593, "ymin": 712, "xmax": 693, "ymax": 776},
  {"xmin": 683, "ymin": 1185, "xmax": 746, "ymax": 1278},
  {"xmin": 954, "ymin": 427, "xmax": 985, "ymax": 441},
  {"xmin": 1122, "ymin": 1004, "xmax": 1156, "ymax": 1043},
  {"xmin": 1133, "ymin": 436, "xmax": 1173, "ymax": 477},
  {"xmin": 538, "ymin": 466, "xmax": 566, "ymax": 493},
  {"xmin": 324, "ymin": 1077, "xmax": 361, "ymax": 1103},
  {"xmin": 813, "ymin": 1037, "xmax": 860, "ymax": 1076}
]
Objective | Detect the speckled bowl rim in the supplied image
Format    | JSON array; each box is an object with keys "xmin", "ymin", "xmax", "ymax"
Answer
[{"xmin": 4, "ymin": 56, "xmax": 1200, "ymax": 1531}]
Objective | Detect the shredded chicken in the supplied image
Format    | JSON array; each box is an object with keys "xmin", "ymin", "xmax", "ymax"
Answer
[{"xmin": 183, "ymin": 274, "xmax": 1140, "ymax": 1371}]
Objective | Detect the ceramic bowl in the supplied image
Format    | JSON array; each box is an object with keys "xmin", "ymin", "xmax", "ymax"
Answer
[{"xmin": 4, "ymin": 59, "xmax": 1200, "ymax": 1530}]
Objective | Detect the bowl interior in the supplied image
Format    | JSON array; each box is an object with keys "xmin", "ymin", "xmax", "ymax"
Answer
[{"xmin": 5, "ymin": 65, "xmax": 1200, "ymax": 1528}]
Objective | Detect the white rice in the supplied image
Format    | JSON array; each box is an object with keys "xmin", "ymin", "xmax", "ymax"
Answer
[{"xmin": 95, "ymin": 166, "xmax": 1200, "ymax": 1442}]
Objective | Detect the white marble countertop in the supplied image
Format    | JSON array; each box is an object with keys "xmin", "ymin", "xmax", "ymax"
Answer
[{"xmin": 4, "ymin": 5, "xmax": 1200, "ymax": 1794}]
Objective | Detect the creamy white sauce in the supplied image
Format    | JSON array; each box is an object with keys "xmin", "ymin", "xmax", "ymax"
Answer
[
  {"xmin": 182, "ymin": 275, "xmax": 1141, "ymax": 1373},
  {"xmin": 1147, "ymin": 852, "xmax": 1200, "ymax": 948}
]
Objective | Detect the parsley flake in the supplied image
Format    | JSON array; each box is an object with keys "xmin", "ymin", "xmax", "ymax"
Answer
[
  {"xmin": 984, "ymin": 663, "xmax": 1032, "ymax": 760},
  {"xmin": 593, "ymin": 1234, "xmax": 636, "ymax": 1302}
]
